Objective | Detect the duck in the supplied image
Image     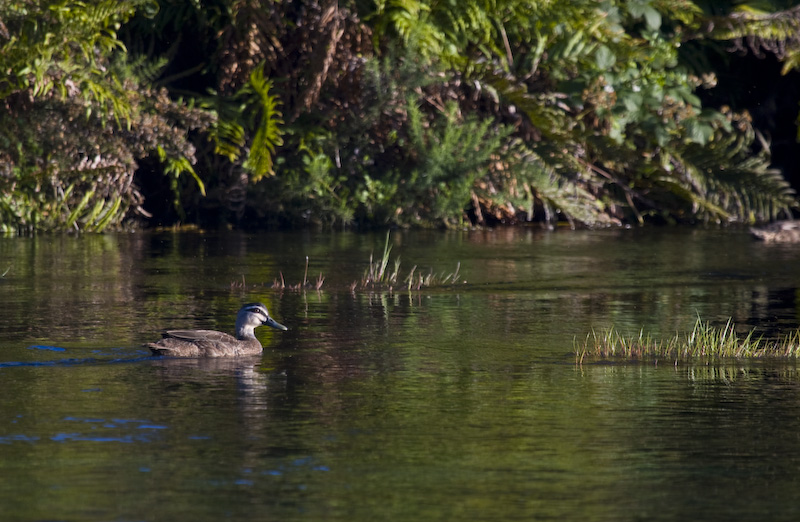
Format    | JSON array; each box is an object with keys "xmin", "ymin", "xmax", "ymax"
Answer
[
  {"xmin": 146, "ymin": 302, "xmax": 287, "ymax": 357},
  {"xmin": 750, "ymin": 220, "xmax": 800, "ymax": 243}
]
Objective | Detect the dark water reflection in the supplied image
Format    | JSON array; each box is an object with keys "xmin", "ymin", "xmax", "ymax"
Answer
[{"xmin": 1, "ymin": 228, "xmax": 800, "ymax": 521}]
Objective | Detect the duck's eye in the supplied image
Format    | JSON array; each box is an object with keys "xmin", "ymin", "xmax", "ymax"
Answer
[{"xmin": 247, "ymin": 307, "xmax": 267, "ymax": 318}]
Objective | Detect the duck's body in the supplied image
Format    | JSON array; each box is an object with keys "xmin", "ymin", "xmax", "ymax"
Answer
[
  {"xmin": 750, "ymin": 220, "xmax": 800, "ymax": 243},
  {"xmin": 147, "ymin": 329, "xmax": 264, "ymax": 357},
  {"xmin": 146, "ymin": 303, "xmax": 287, "ymax": 357}
]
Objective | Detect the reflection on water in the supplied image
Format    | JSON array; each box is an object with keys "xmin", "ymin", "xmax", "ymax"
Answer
[{"xmin": 1, "ymin": 228, "xmax": 800, "ymax": 521}]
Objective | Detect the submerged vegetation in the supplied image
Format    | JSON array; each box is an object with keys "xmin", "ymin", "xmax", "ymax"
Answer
[
  {"xmin": 577, "ymin": 317, "xmax": 800, "ymax": 363},
  {"xmin": 2, "ymin": 1, "xmax": 800, "ymax": 233}
]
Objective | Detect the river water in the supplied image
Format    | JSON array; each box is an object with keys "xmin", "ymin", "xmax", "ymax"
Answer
[{"xmin": 1, "ymin": 227, "xmax": 800, "ymax": 521}]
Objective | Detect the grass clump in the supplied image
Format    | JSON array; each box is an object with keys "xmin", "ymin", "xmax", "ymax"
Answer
[
  {"xmin": 353, "ymin": 233, "xmax": 463, "ymax": 292},
  {"xmin": 577, "ymin": 317, "xmax": 800, "ymax": 364},
  {"xmin": 271, "ymin": 257, "xmax": 325, "ymax": 292},
  {"xmin": 248, "ymin": 234, "xmax": 463, "ymax": 294}
]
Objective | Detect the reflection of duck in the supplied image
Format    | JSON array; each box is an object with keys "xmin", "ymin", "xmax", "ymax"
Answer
[
  {"xmin": 750, "ymin": 220, "xmax": 800, "ymax": 243},
  {"xmin": 146, "ymin": 303, "xmax": 287, "ymax": 357}
]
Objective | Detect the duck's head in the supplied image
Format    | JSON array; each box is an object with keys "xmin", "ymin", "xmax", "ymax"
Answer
[{"xmin": 236, "ymin": 303, "xmax": 288, "ymax": 338}]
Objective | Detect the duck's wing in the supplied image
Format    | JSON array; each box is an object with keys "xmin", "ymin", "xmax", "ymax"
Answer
[
  {"xmin": 163, "ymin": 329, "xmax": 238, "ymax": 343},
  {"xmin": 148, "ymin": 330, "xmax": 261, "ymax": 357}
]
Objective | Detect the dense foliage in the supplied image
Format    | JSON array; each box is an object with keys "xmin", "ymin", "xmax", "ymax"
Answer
[{"xmin": 1, "ymin": 0, "xmax": 799, "ymax": 232}]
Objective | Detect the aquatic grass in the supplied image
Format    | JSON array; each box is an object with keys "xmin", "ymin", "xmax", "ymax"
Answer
[
  {"xmin": 577, "ymin": 317, "xmax": 800, "ymax": 363},
  {"xmin": 270, "ymin": 257, "xmax": 325, "ymax": 292},
  {"xmin": 233, "ymin": 257, "xmax": 324, "ymax": 292},
  {"xmin": 230, "ymin": 274, "xmax": 252, "ymax": 290},
  {"xmin": 242, "ymin": 234, "xmax": 464, "ymax": 293},
  {"xmin": 402, "ymin": 262, "xmax": 462, "ymax": 290},
  {"xmin": 364, "ymin": 232, "xmax": 398, "ymax": 285},
  {"xmin": 355, "ymin": 233, "xmax": 464, "ymax": 291}
]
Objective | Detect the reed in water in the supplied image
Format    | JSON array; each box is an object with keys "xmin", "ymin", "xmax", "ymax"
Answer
[{"xmin": 577, "ymin": 317, "xmax": 800, "ymax": 363}]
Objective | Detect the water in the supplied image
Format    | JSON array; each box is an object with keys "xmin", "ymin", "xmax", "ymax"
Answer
[{"xmin": 1, "ymin": 227, "xmax": 800, "ymax": 521}]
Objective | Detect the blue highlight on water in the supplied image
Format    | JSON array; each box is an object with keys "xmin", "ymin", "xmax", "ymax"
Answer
[
  {"xmin": 1, "ymin": 416, "xmax": 172, "ymax": 445},
  {"xmin": 51, "ymin": 432, "xmax": 143, "ymax": 443},
  {"xmin": 243, "ymin": 457, "xmax": 330, "ymax": 482},
  {"xmin": 4, "ymin": 411, "xmax": 332, "ymax": 479},
  {"xmin": 3, "ymin": 398, "xmax": 330, "ymax": 492},
  {"xmin": 200, "ymin": 456, "xmax": 331, "ymax": 490},
  {"xmin": 27, "ymin": 345, "xmax": 66, "ymax": 352},
  {"xmin": 1, "ymin": 346, "xmax": 158, "ymax": 369},
  {"xmin": 0, "ymin": 434, "xmax": 40, "ymax": 444},
  {"xmin": 63, "ymin": 416, "xmax": 106, "ymax": 423}
]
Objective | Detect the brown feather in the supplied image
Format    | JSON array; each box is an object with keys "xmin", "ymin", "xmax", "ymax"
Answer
[
  {"xmin": 145, "ymin": 302, "xmax": 286, "ymax": 358},
  {"xmin": 146, "ymin": 333, "xmax": 262, "ymax": 357}
]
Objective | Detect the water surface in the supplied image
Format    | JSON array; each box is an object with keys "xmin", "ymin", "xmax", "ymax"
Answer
[{"xmin": 1, "ymin": 227, "xmax": 799, "ymax": 521}]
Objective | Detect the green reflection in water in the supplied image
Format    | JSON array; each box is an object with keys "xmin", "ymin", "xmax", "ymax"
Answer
[{"xmin": 1, "ymin": 228, "xmax": 800, "ymax": 521}]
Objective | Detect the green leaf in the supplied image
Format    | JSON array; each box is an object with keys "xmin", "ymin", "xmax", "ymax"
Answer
[
  {"xmin": 642, "ymin": 6, "xmax": 661, "ymax": 30},
  {"xmin": 595, "ymin": 45, "xmax": 616, "ymax": 69},
  {"xmin": 685, "ymin": 120, "xmax": 714, "ymax": 146},
  {"xmin": 620, "ymin": 91, "xmax": 643, "ymax": 113},
  {"xmin": 66, "ymin": 189, "xmax": 95, "ymax": 229}
]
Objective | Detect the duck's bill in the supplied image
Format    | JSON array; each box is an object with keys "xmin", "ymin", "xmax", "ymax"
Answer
[{"xmin": 265, "ymin": 317, "xmax": 288, "ymax": 331}]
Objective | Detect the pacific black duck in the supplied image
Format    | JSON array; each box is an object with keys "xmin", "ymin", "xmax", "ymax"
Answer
[{"xmin": 146, "ymin": 303, "xmax": 287, "ymax": 357}]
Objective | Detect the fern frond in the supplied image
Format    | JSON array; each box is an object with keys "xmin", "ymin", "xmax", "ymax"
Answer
[
  {"xmin": 692, "ymin": 4, "xmax": 800, "ymax": 62},
  {"xmin": 244, "ymin": 68, "xmax": 284, "ymax": 181},
  {"xmin": 662, "ymin": 118, "xmax": 796, "ymax": 222},
  {"xmin": 213, "ymin": 120, "xmax": 247, "ymax": 162},
  {"xmin": 157, "ymin": 146, "xmax": 206, "ymax": 196}
]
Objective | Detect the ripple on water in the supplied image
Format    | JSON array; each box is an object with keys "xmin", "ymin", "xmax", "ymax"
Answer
[{"xmin": 0, "ymin": 417, "xmax": 174, "ymax": 445}]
